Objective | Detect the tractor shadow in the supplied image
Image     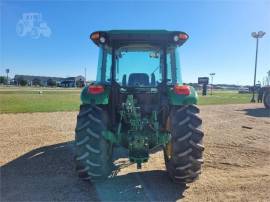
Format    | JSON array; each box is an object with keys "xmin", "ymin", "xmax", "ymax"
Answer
[
  {"xmin": 1, "ymin": 142, "xmax": 99, "ymax": 202},
  {"xmin": 237, "ymin": 107, "xmax": 270, "ymax": 118},
  {"xmin": 95, "ymin": 170, "xmax": 186, "ymax": 202},
  {"xmin": 1, "ymin": 142, "xmax": 186, "ymax": 202}
]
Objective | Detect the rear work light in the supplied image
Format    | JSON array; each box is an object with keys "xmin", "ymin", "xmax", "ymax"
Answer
[
  {"xmin": 88, "ymin": 85, "xmax": 104, "ymax": 94},
  {"xmin": 173, "ymin": 85, "xmax": 190, "ymax": 95},
  {"xmin": 99, "ymin": 36, "xmax": 106, "ymax": 43}
]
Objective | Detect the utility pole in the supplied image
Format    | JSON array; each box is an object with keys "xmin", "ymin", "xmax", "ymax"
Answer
[
  {"xmin": 209, "ymin": 73, "xmax": 215, "ymax": 95},
  {"xmin": 5, "ymin": 68, "xmax": 10, "ymax": 85},
  {"xmin": 250, "ymin": 31, "xmax": 266, "ymax": 102}
]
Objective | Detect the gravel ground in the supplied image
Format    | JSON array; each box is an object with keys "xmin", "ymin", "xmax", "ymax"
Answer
[{"xmin": 1, "ymin": 103, "xmax": 270, "ymax": 201}]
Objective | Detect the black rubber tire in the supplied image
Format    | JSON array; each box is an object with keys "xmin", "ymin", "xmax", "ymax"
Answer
[
  {"xmin": 263, "ymin": 90, "xmax": 270, "ymax": 109},
  {"xmin": 164, "ymin": 105, "xmax": 204, "ymax": 183},
  {"xmin": 75, "ymin": 104, "xmax": 113, "ymax": 181}
]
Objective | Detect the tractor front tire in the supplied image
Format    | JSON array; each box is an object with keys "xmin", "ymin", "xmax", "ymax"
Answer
[
  {"xmin": 75, "ymin": 104, "xmax": 113, "ymax": 181},
  {"xmin": 164, "ymin": 105, "xmax": 204, "ymax": 183}
]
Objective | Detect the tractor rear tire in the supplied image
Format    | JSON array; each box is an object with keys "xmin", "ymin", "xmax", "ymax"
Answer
[
  {"xmin": 75, "ymin": 104, "xmax": 113, "ymax": 181},
  {"xmin": 164, "ymin": 105, "xmax": 204, "ymax": 183},
  {"xmin": 263, "ymin": 89, "xmax": 270, "ymax": 109}
]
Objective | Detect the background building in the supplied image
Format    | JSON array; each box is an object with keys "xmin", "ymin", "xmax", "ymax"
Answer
[
  {"xmin": 60, "ymin": 76, "xmax": 85, "ymax": 87},
  {"xmin": 14, "ymin": 75, "xmax": 85, "ymax": 87}
]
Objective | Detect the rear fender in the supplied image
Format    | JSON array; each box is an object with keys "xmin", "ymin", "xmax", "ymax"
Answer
[
  {"xmin": 80, "ymin": 85, "xmax": 110, "ymax": 105},
  {"xmin": 167, "ymin": 85, "xmax": 198, "ymax": 105}
]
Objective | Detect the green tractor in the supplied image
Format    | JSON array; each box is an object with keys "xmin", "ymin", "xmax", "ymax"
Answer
[{"xmin": 75, "ymin": 30, "xmax": 204, "ymax": 183}]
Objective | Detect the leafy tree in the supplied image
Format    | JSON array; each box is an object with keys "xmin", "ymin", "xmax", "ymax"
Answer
[
  {"xmin": 32, "ymin": 78, "xmax": 41, "ymax": 86},
  {"xmin": 262, "ymin": 70, "xmax": 270, "ymax": 86},
  {"xmin": 19, "ymin": 79, "xmax": 28, "ymax": 86},
  {"xmin": 266, "ymin": 70, "xmax": 270, "ymax": 86},
  {"xmin": 47, "ymin": 79, "xmax": 56, "ymax": 87},
  {"xmin": 0, "ymin": 76, "xmax": 7, "ymax": 84}
]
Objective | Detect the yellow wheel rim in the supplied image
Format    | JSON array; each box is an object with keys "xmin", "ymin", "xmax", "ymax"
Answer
[
  {"xmin": 165, "ymin": 117, "xmax": 172, "ymax": 159},
  {"xmin": 165, "ymin": 142, "xmax": 172, "ymax": 159}
]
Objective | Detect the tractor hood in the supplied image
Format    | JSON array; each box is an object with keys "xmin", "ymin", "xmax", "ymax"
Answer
[{"xmin": 90, "ymin": 30, "xmax": 189, "ymax": 47}]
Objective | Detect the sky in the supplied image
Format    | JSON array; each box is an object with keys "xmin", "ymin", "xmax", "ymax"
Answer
[{"xmin": 1, "ymin": 0, "xmax": 270, "ymax": 85}]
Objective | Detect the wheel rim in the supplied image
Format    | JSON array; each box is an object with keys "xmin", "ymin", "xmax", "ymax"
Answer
[
  {"xmin": 165, "ymin": 142, "xmax": 173, "ymax": 159},
  {"xmin": 164, "ymin": 117, "xmax": 173, "ymax": 159}
]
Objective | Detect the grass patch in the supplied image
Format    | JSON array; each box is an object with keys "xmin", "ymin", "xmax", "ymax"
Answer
[
  {"xmin": 0, "ymin": 89, "xmax": 81, "ymax": 113},
  {"xmin": 0, "ymin": 88, "xmax": 253, "ymax": 113},
  {"xmin": 198, "ymin": 91, "xmax": 252, "ymax": 105}
]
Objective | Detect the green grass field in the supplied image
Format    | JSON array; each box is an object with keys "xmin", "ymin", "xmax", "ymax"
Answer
[
  {"xmin": 0, "ymin": 87, "xmax": 253, "ymax": 113},
  {"xmin": 0, "ymin": 88, "xmax": 81, "ymax": 113},
  {"xmin": 198, "ymin": 91, "xmax": 252, "ymax": 105}
]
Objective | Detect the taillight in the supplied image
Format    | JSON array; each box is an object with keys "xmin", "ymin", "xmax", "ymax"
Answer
[
  {"xmin": 179, "ymin": 33, "xmax": 188, "ymax": 40},
  {"xmin": 173, "ymin": 33, "xmax": 189, "ymax": 42},
  {"xmin": 173, "ymin": 85, "xmax": 190, "ymax": 95},
  {"xmin": 88, "ymin": 85, "xmax": 104, "ymax": 94}
]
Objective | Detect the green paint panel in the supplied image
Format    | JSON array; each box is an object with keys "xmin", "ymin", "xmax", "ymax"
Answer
[
  {"xmin": 102, "ymin": 130, "xmax": 119, "ymax": 144},
  {"xmin": 167, "ymin": 85, "xmax": 198, "ymax": 105},
  {"xmin": 80, "ymin": 86, "xmax": 110, "ymax": 105}
]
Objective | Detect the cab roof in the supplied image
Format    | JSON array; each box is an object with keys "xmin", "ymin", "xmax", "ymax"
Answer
[{"xmin": 90, "ymin": 29, "xmax": 189, "ymax": 47}]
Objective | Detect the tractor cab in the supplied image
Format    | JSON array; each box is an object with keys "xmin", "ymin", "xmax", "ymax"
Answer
[
  {"xmin": 91, "ymin": 30, "xmax": 188, "ymax": 89},
  {"xmin": 87, "ymin": 30, "xmax": 192, "ymax": 117},
  {"xmin": 82, "ymin": 30, "xmax": 197, "ymax": 125}
]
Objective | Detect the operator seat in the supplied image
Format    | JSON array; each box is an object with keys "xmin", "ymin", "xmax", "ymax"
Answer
[{"xmin": 128, "ymin": 73, "xmax": 149, "ymax": 86}]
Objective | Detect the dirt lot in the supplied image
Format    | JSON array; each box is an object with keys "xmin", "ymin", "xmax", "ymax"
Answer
[{"xmin": 1, "ymin": 104, "xmax": 270, "ymax": 202}]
